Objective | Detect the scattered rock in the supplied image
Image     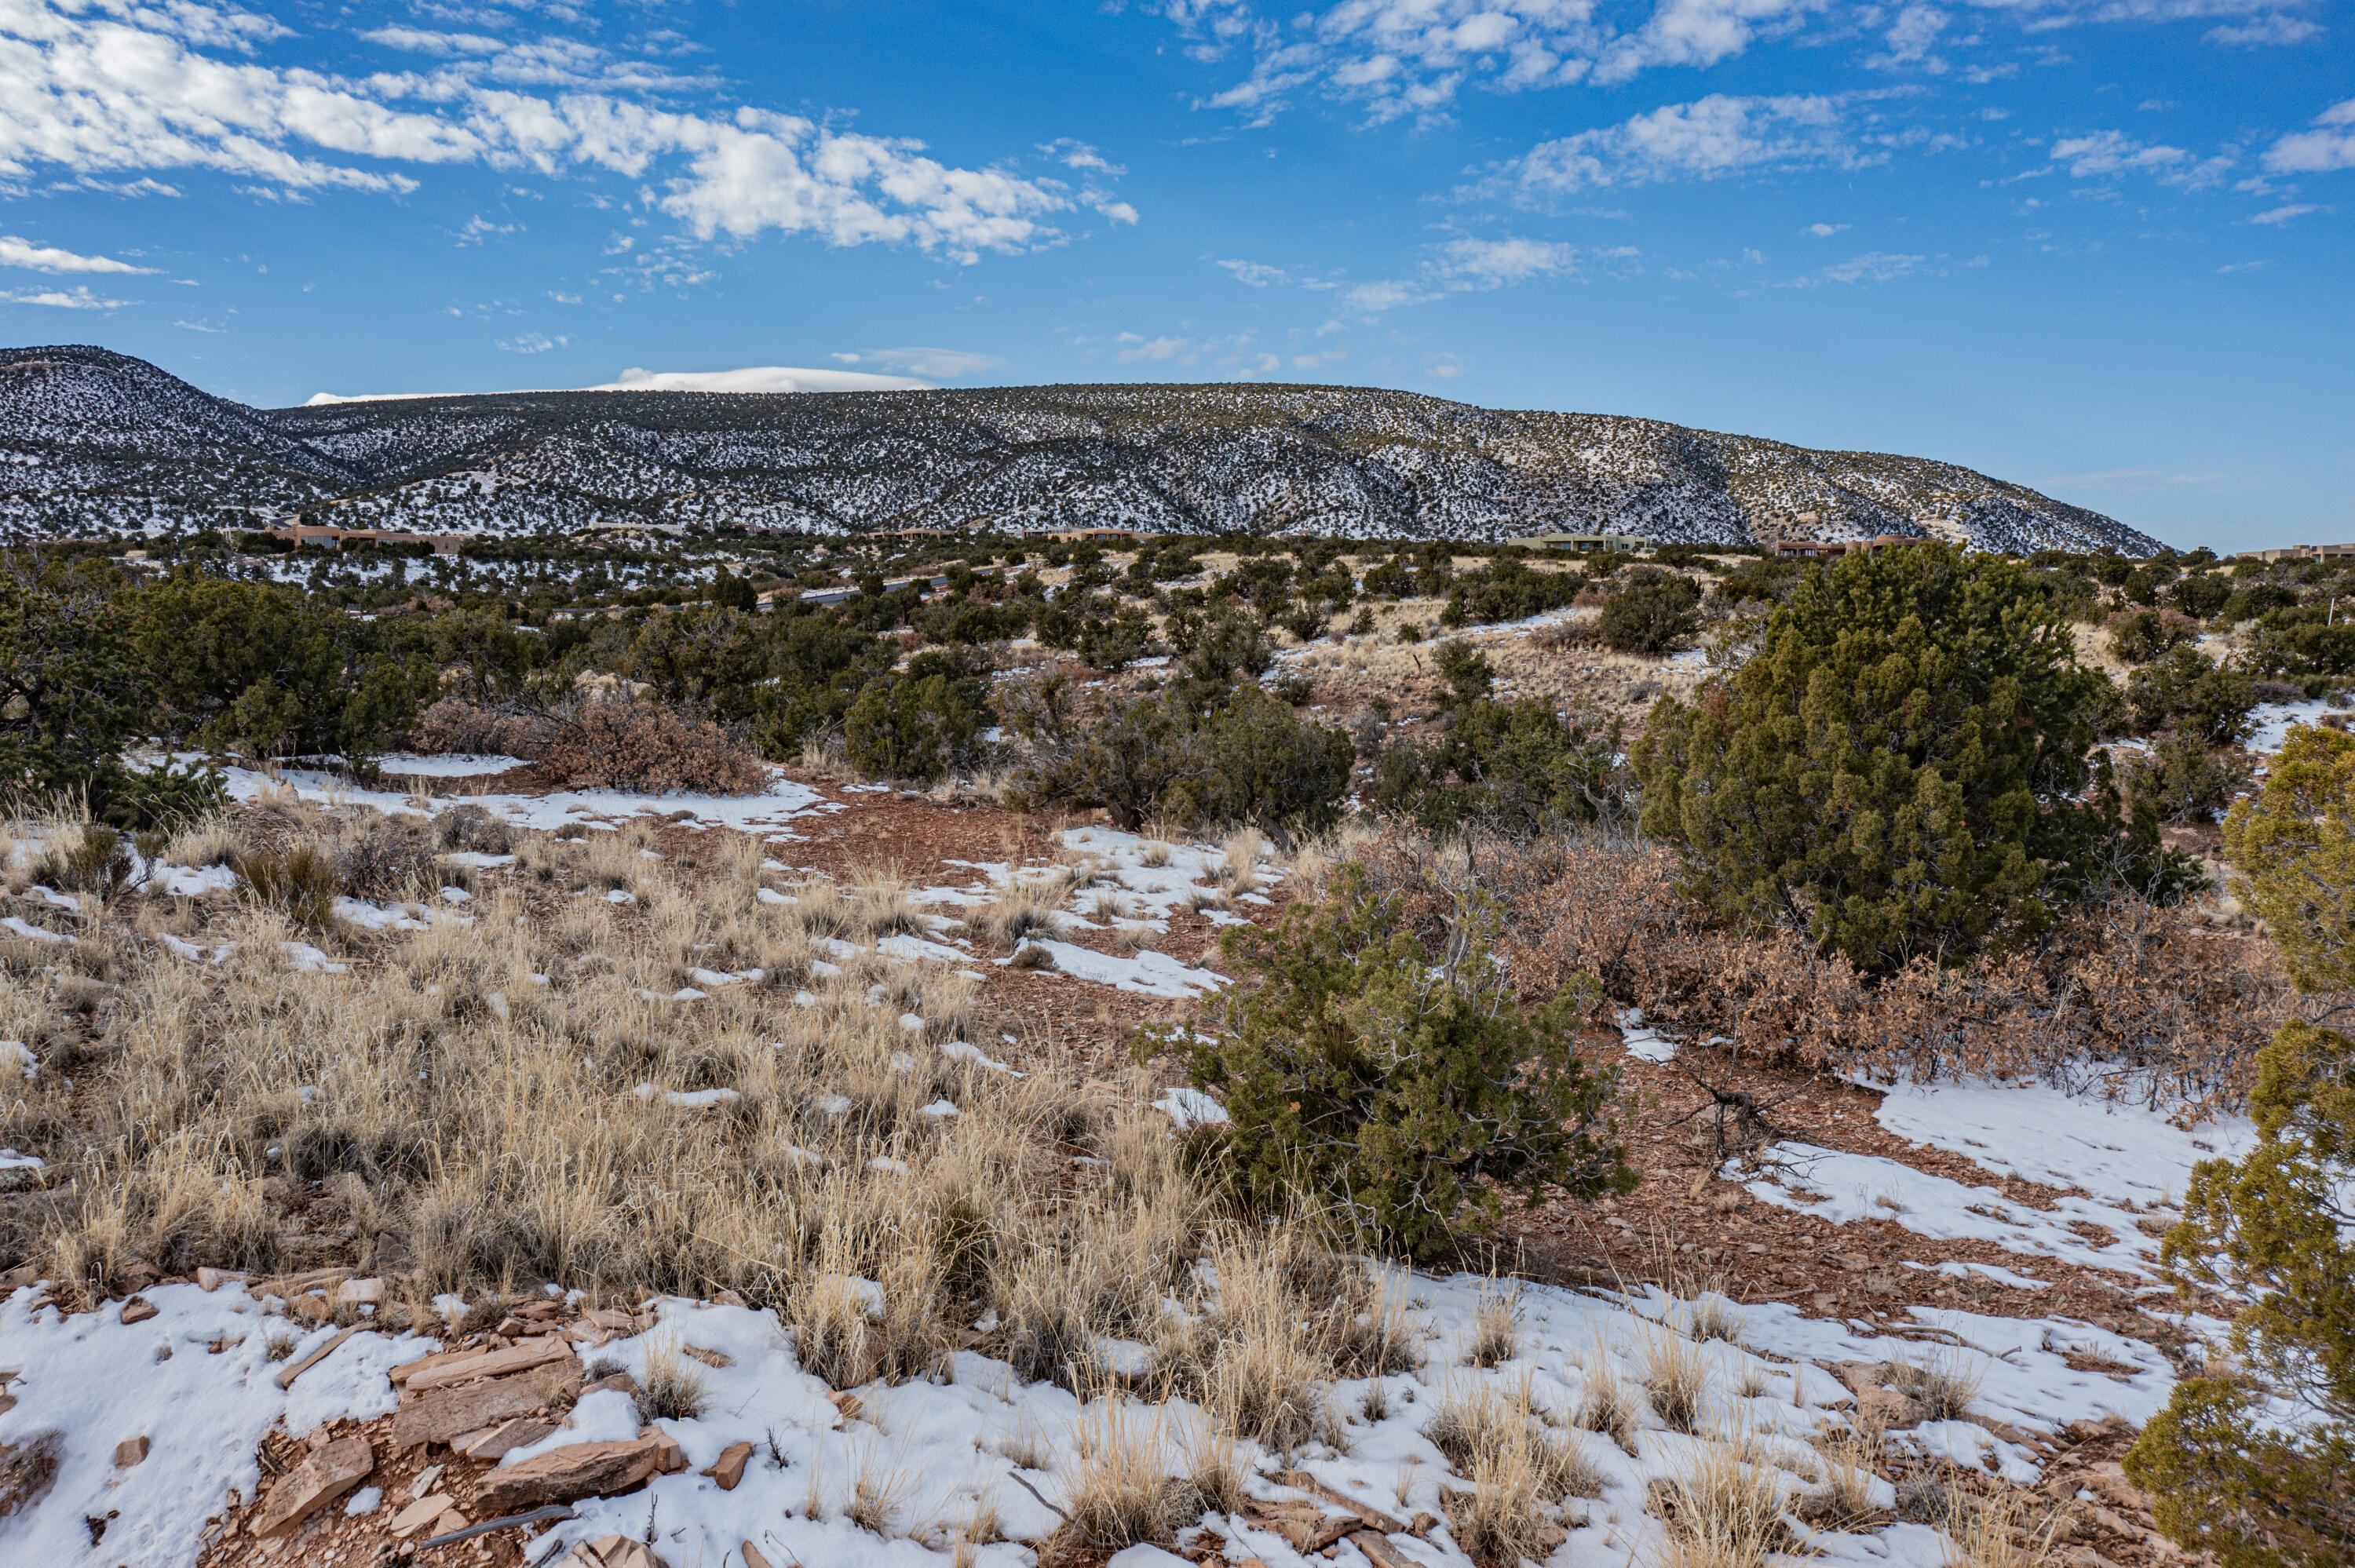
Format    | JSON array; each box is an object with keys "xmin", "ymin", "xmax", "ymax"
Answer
[
  {"xmin": 113, "ymin": 1435, "xmax": 149, "ymax": 1468},
  {"xmin": 401, "ymin": 1336, "xmax": 575, "ymax": 1394},
  {"xmin": 118, "ymin": 1296, "xmax": 158, "ymax": 1325},
  {"xmin": 579, "ymin": 1371, "xmax": 640, "ymax": 1399},
  {"xmin": 197, "ymin": 1267, "xmax": 244, "ymax": 1293},
  {"xmin": 391, "ymin": 1370, "xmax": 568, "ymax": 1450},
  {"xmin": 703, "ymin": 1440, "xmax": 753, "ymax": 1490},
  {"xmin": 389, "ymin": 1493, "xmax": 457, "ymax": 1539},
  {"xmin": 562, "ymin": 1535, "xmax": 668, "ymax": 1568},
  {"xmin": 454, "ymin": 1417, "xmax": 561, "ymax": 1460},
  {"xmin": 250, "ymin": 1435, "xmax": 374, "ymax": 1537},
  {"xmin": 334, "ymin": 1277, "xmax": 385, "ymax": 1307},
  {"xmin": 641, "ymin": 1427, "xmax": 688, "ymax": 1475},
  {"xmin": 474, "ymin": 1438, "xmax": 670, "ymax": 1514}
]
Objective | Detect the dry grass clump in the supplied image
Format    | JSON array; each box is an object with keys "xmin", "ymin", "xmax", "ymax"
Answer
[
  {"xmin": 1058, "ymin": 1400, "xmax": 1187, "ymax": 1551},
  {"xmin": 1679, "ymin": 1289, "xmax": 1745, "ymax": 1347},
  {"xmin": 637, "ymin": 1329, "xmax": 710, "ymax": 1421},
  {"xmin": 1466, "ymin": 1282, "xmax": 1521, "ymax": 1367},
  {"xmin": 539, "ymin": 698, "xmax": 767, "ymax": 794},
  {"xmin": 1577, "ymin": 1366, "xmax": 1643, "ymax": 1455},
  {"xmin": 1940, "ymin": 1490, "xmax": 2068, "ymax": 1568},
  {"xmin": 972, "ymin": 877, "xmax": 1063, "ymax": 950},
  {"xmin": 231, "ymin": 842, "xmax": 341, "ymax": 928},
  {"xmin": 31, "ymin": 821, "xmax": 132, "ymax": 898},
  {"xmin": 1884, "ymin": 1351, "xmax": 1984, "ymax": 1422},
  {"xmin": 1641, "ymin": 1326, "xmax": 1711, "ymax": 1435},
  {"xmin": 1648, "ymin": 1442, "xmax": 1798, "ymax": 1568},
  {"xmin": 1803, "ymin": 1422, "xmax": 1886, "ymax": 1530},
  {"xmin": 1433, "ymin": 1376, "xmax": 1602, "ymax": 1566}
]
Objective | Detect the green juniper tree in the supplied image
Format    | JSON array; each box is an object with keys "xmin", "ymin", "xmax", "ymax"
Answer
[
  {"xmin": 1633, "ymin": 542, "xmax": 2185, "ymax": 972},
  {"xmin": 2124, "ymin": 726, "xmax": 2355, "ymax": 1566}
]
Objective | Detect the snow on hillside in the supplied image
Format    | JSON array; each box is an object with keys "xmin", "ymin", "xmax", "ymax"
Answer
[{"xmin": 0, "ymin": 345, "xmax": 2159, "ymax": 553}]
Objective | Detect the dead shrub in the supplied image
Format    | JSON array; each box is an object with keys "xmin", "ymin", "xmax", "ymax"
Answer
[
  {"xmin": 330, "ymin": 818, "xmax": 440, "ymax": 899},
  {"xmin": 408, "ymin": 698, "xmax": 560, "ymax": 759},
  {"xmin": 1505, "ymin": 830, "xmax": 2285, "ymax": 1119},
  {"xmin": 539, "ymin": 700, "xmax": 767, "ymax": 794}
]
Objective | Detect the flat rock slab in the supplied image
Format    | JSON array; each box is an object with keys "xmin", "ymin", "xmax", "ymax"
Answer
[
  {"xmin": 251, "ymin": 1436, "xmax": 374, "ymax": 1537},
  {"xmin": 391, "ymin": 1370, "xmax": 563, "ymax": 1449},
  {"xmin": 475, "ymin": 1438, "xmax": 670, "ymax": 1515},
  {"xmin": 402, "ymin": 1337, "xmax": 575, "ymax": 1393}
]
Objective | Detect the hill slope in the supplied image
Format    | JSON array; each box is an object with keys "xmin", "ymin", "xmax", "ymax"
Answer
[{"xmin": 0, "ymin": 345, "xmax": 2158, "ymax": 552}]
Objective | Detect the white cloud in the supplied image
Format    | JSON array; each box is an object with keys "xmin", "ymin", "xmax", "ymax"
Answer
[
  {"xmin": 1425, "ymin": 351, "xmax": 1466, "ymax": 378},
  {"xmin": 1115, "ymin": 333, "xmax": 1196, "ymax": 363},
  {"xmin": 0, "ymin": 234, "xmax": 156, "ymax": 274},
  {"xmin": 359, "ymin": 26, "xmax": 505, "ymax": 57},
  {"xmin": 1039, "ymin": 137, "xmax": 1126, "ymax": 176},
  {"xmin": 1775, "ymin": 250, "xmax": 1930, "ymax": 287},
  {"xmin": 0, "ymin": 284, "xmax": 134, "ymax": 308},
  {"xmin": 1591, "ymin": 0, "xmax": 1817, "ymax": 86},
  {"xmin": 1500, "ymin": 93, "xmax": 1864, "ymax": 195},
  {"xmin": 587, "ymin": 365, "xmax": 932, "ymax": 393},
  {"xmin": 2265, "ymin": 96, "xmax": 2355, "ymax": 173},
  {"xmin": 0, "ymin": 0, "xmax": 1118, "ymax": 262},
  {"xmin": 1217, "ymin": 257, "xmax": 1290, "ymax": 286},
  {"xmin": 2201, "ymin": 14, "xmax": 2320, "ymax": 44},
  {"xmin": 2248, "ymin": 202, "xmax": 2318, "ymax": 223},
  {"xmin": 498, "ymin": 332, "xmax": 566, "ymax": 354},
  {"xmin": 842, "ymin": 347, "xmax": 1002, "ymax": 378},
  {"xmin": 2050, "ymin": 129, "xmax": 2236, "ymax": 187},
  {"xmin": 1342, "ymin": 278, "xmax": 1433, "ymax": 312},
  {"xmin": 1437, "ymin": 235, "xmax": 1577, "ymax": 284},
  {"xmin": 1807, "ymin": 221, "xmax": 1849, "ymax": 235}
]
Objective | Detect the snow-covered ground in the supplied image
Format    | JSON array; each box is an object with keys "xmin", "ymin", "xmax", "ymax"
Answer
[{"xmin": 219, "ymin": 761, "xmax": 844, "ymax": 839}]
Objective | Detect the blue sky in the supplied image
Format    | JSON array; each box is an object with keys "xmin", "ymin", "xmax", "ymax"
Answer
[{"xmin": 1, "ymin": 0, "xmax": 2348, "ymax": 549}]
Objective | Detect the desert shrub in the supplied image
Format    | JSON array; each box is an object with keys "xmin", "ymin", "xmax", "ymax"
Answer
[
  {"xmin": 1007, "ymin": 676, "xmax": 1352, "ymax": 847},
  {"xmin": 1598, "ymin": 568, "xmax": 1702, "ymax": 654},
  {"xmin": 2106, "ymin": 607, "xmax": 2201, "ymax": 664},
  {"xmin": 539, "ymin": 699, "xmax": 767, "ymax": 793},
  {"xmin": 2123, "ymin": 748, "xmax": 2355, "ymax": 1563},
  {"xmin": 334, "ymin": 820, "xmax": 441, "ymax": 899},
  {"xmin": 2120, "ymin": 733, "xmax": 2254, "ymax": 825},
  {"xmin": 436, "ymin": 803, "xmax": 515, "ymax": 856},
  {"xmin": 104, "ymin": 759, "xmax": 231, "ymax": 832},
  {"xmin": 746, "ymin": 613, "xmax": 897, "ymax": 756},
  {"xmin": 1439, "ymin": 558, "xmax": 1583, "ymax": 628},
  {"xmin": 1634, "ymin": 542, "xmax": 2191, "ymax": 974},
  {"xmin": 233, "ymin": 844, "xmax": 341, "ymax": 928},
  {"xmin": 1373, "ymin": 700, "xmax": 1625, "ymax": 837},
  {"xmin": 35, "ymin": 822, "xmax": 131, "ymax": 897},
  {"xmin": 1077, "ymin": 607, "xmax": 1155, "ymax": 670},
  {"xmin": 2246, "ymin": 607, "xmax": 2355, "ymax": 680},
  {"xmin": 1505, "ymin": 830, "xmax": 2284, "ymax": 1118},
  {"xmin": 408, "ymin": 698, "xmax": 560, "ymax": 759},
  {"xmin": 1431, "ymin": 640, "xmax": 1494, "ymax": 707},
  {"xmin": 842, "ymin": 662, "xmax": 991, "ymax": 783},
  {"xmin": 2170, "ymin": 572, "xmax": 2233, "ymax": 621},
  {"xmin": 2127, "ymin": 646, "xmax": 2257, "ymax": 746},
  {"xmin": 0, "ymin": 552, "xmax": 144, "ymax": 809},
  {"xmin": 1163, "ymin": 865, "xmax": 1633, "ymax": 1257}
]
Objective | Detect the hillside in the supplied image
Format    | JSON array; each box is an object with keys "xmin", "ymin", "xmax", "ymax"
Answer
[{"xmin": 0, "ymin": 344, "xmax": 2160, "ymax": 552}]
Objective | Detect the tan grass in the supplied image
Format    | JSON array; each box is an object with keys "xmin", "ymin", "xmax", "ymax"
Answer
[
  {"xmin": 1647, "ymin": 1442, "xmax": 1795, "ymax": 1568},
  {"xmin": 1641, "ymin": 1324, "xmax": 1711, "ymax": 1435}
]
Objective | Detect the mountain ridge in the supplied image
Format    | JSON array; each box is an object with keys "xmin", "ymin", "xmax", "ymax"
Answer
[{"xmin": 0, "ymin": 344, "xmax": 2161, "ymax": 554}]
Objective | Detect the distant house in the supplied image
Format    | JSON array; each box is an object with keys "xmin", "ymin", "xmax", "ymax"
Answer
[
  {"xmin": 1046, "ymin": 527, "xmax": 1148, "ymax": 545},
  {"xmin": 273, "ymin": 522, "xmax": 466, "ymax": 555},
  {"xmin": 1772, "ymin": 534, "xmax": 1919, "ymax": 561},
  {"xmin": 2247, "ymin": 543, "xmax": 2355, "ymax": 563},
  {"xmin": 1521, "ymin": 531, "xmax": 1651, "ymax": 554}
]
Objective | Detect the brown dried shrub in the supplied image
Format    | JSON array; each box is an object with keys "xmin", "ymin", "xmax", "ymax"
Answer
[
  {"xmin": 539, "ymin": 700, "xmax": 767, "ymax": 795},
  {"xmin": 409, "ymin": 698, "xmax": 561, "ymax": 760},
  {"xmin": 1491, "ymin": 831, "xmax": 2287, "ymax": 1120}
]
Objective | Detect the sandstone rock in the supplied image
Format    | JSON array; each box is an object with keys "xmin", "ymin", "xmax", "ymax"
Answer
[
  {"xmin": 473, "ymin": 1438, "xmax": 667, "ymax": 1515},
  {"xmin": 741, "ymin": 1544, "xmax": 776, "ymax": 1568},
  {"xmin": 579, "ymin": 1371, "xmax": 639, "ymax": 1398},
  {"xmin": 119, "ymin": 1296, "xmax": 158, "ymax": 1325},
  {"xmin": 389, "ymin": 1493, "xmax": 455, "ymax": 1538},
  {"xmin": 640, "ymin": 1428, "xmax": 687, "ymax": 1475},
  {"xmin": 453, "ymin": 1417, "xmax": 560, "ymax": 1460},
  {"xmin": 334, "ymin": 1277, "xmax": 385, "ymax": 1307},
  {"xmin": 564, "ymin": 1536, "xmax": 667, "ymax": 1568},
  {"xmin": 113, "ymin": 1435, "xmax": 149, "ymax": 1468},
  {"xmin": 197, "ymin": 1267, "xmax": 244, "ymax": 1293},
  {"xmin": 250, "ymin": 1435, "xmax": 374, "ymax": 1537},
  {"xmin": 401, "ymin": 1336, "xmax": 575, "ymax": 1393},
  {"xmin": 391, "ymin": 1370, "xmax": 564, "ymax": 1450},
  {"xmin": 703, "ymin": 1441, "xmax": 753, "ymax": 1490}
]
